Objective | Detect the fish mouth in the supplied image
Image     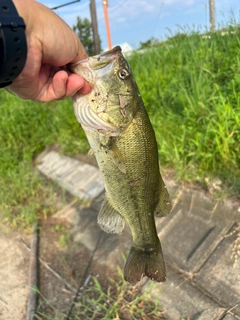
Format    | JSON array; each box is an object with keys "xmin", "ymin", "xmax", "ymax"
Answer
[
  {"xmin": 69, "ymin": 46, "xmax": 122, "ymax": 86},
  {"xmin": 92, "ymin": 46, "xmax": 122, "ymax": 61},
  {"xmin": 70, "ymin": 46, "xmax": 122, "ymax": 70},
  {"xmin": 89, "ymin": 46, "xmax": 122, "ymax": 70}
]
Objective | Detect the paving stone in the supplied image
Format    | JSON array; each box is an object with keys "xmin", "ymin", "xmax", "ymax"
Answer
[
  {"xmin": 147, "ymin": 268, "xmax": 222, "ymax": 320},
  {"xmin": 195, "ymin": 224, "xmax": 240, "ymax": 315},
  {"xmin": 89, "ymin": 192, "xmax": 105, "ymax": 212},
  {"xmin": 158, "ymin": 208, "xmax": 233, "ymax": 273},
  {"xmin": 153, "ymin": 186, "xmax": 240, "ymax": 319},
  {"xmin": 155, "ymin": 188, "xmax": 191, "ymax": 232},
  {"xmin": 170, "ymin": 188, "xmax": 193, "ymax": 216},
  {"xmin": 70, "ymin": 206, "xmax": 101, "ymax": 252},
  {"xmin": 37, "ymin": 150, "xmax": 104, "ymax": 199},
  {"xmin": 198, "ymin": 308, "xmax": 230, "ymax": 320},
  {"xmin": 212, "ymin": 200, "xmax": 240, "ymax": 222},
  {"xmin": 223, "ymin": 314, "xmax": 239, "ymax": 320},
  {"xmin": 163, "ymin": 178, "xmax": 180, "ymax": 201},
  {"xmin": 53, "ymin": 201, "xmax": 132, "ymax": 269},
  {"xmin": 189, "ymin": 190, "xmax": 240, "ymax": 223}
]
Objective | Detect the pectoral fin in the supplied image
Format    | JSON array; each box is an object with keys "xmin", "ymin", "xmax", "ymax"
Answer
[
  {"xmin": 107, "ymin": 144, "xmax": 126, "ymax": 174},
  {"xmin": 100, "ymin": 141, "xmax": 126, "ymax": 174},
  {"xmin": 154, "ymin": 178, "xmax": 172, "ymax": 217},
  {"xmin": 98, "ymin": 197, "xmax": 125, "ymax": 234}
]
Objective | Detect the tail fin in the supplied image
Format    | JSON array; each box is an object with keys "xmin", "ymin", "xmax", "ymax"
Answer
[{"xmin": 124, "ymin": 243, "xmax": 166, "ymax": 285}]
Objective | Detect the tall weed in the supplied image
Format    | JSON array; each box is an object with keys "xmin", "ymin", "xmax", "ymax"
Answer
[
  {"xmin": 129, "ymin": 26, "xmax": 240, "ymax": 194},
  {"xmin": 0, "ymin": 90, "xmax": 88, "ymax": 227}
]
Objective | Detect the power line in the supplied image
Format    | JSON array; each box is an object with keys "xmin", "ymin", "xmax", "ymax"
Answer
[
  {"xmin": 108, "ymin": 0, "xmax": 131, "ymax": 14},
  {"xmin": 50, "ymin": 0, "xmax": 80, "ymax": 10},
  {"xmin": 151, "ymin": 0, "xmax": 165, "ymax": 38}
]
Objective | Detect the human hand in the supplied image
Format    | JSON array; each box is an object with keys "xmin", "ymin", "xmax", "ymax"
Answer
[{"xmin": 9, "ymin": 0, "xmax": 91, "ymax": 101}]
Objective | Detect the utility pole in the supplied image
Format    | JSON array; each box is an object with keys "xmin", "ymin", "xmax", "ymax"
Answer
[
  {"xmin": 102, "ymin": 0, "xmax": 112, "ymax": 49},
  {"xmin": 209, "ymin": 0, "xmax": 216, "ymax": 32},
  {"xmin": 90, "ymin": 0, "xmax": 101, "ymax": 54}
]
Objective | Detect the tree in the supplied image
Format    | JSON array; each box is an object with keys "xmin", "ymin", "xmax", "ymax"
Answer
[
  {"xmin": 138, "ymin": 37, "xmax": 159, "ymax": 50},
  {"xmin": 73, "ymin": 16, "xmax": 101, "ymax": 56}
]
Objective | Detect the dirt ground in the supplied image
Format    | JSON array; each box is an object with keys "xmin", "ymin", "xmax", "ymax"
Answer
[
  {"xmin": 0, "ymin": 226, "xmax": 30, "ymax": 320},
  {"xmin": 0, "ymin": 219, "xmax": 124, "ymax": 320},
  {"xmin": 37, "ymin": 216, "xmax": 123, "ymax": 318}
]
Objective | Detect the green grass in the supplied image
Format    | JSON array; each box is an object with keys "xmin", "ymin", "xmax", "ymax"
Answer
[
  {"xmin": 128, "ymin": 26, "xmax": 240, "ymax": 196},
  {"xmin": 0, "ymin": 91, "xmax": 88, "ymax": 228},
  {"xmin": 1, "ymin": 23, "xmax": 240, "ymax": 228}
]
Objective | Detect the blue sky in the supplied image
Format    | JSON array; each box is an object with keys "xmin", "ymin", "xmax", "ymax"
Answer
[{"xmin": 39, "ymin": 0, "xmax": 240, "ymax": 50}]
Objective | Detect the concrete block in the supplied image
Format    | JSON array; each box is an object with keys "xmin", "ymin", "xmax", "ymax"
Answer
[{"xmin": 37, "ymin": 150, "xmax": 104, "ymax": 199}]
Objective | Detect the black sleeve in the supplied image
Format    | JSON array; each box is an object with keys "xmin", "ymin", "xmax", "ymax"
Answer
[{"xmin": 0, "ymin": 0, "xmax": 27, "ymax": 88}]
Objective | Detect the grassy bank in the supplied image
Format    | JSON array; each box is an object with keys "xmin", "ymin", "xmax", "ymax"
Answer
[
  {"xmin": 0, "ymin": 92, "xmax": 88, "ymax": 228},
  {"xmin": 129, "ymin": 27, "xmax": 240, "ymax": 196},
  {"xmin": 1, "ymin": 25, "xmax": 240, "ymax": 227}
]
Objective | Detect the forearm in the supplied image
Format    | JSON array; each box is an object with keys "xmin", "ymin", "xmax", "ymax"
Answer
[{"xmin": 12, "ymin": 0, "xmax": 30, "ymax": 25}]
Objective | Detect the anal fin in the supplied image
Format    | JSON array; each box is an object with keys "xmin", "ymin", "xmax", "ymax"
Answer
[{"xmin": 98, "ymin": 197, "xmax": 125, "ymax": 234}]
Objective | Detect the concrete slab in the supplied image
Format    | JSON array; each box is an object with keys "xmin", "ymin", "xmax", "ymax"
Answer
[
  {"xmin": 155, "ymin": 185, "xmax": 240, "ymax": 319},
  {"xmin": 157, "ymin": 187, "xmax": 235, "ymax": 273},
  {"xmin": 223, "ymin": 314, "xmax": 239, "ymax": 320},
  {"xmin": 158, "ymin": 209, "xmax": 234, "ymax": 273},
  {"xmin": 148, "ymin": 268, "xmax": 223, "ymax": 320},
  {"xmin": 195, "ymin": 224, "xmax": 240, "ymax": 315},
  {"xmin": 37, "ymin": 150, "xmax": 104, "ymax": 199},
  {"xmin": 211, "ymin": 199, "xmax": 240, "ymax": 222},
  {"xmin": 53, "ymin": 201, "xmax": 132, "ymax": 269}
]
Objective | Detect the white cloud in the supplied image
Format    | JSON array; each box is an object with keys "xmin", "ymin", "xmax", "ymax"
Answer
[
  {"xmin": 100, "ymin": 0, "xmax": 153, "ymax": 29},
  {"xmin": 106, "ymin": 0, "xmax": 159, "ymax": 20},
  {"xmin": 164, "ymin": 0, "xmax": 195, "ymax": 5}
]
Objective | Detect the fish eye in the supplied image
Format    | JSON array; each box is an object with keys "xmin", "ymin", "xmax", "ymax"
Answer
[{"xmin": 118, "ymin": 69, "xmax": 129, "ymax": 80}]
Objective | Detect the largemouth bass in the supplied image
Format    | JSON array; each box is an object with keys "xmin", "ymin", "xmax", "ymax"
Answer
[{"xmin": 70, "ymin": 46, "xmax": 172, "ymax": 285}]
